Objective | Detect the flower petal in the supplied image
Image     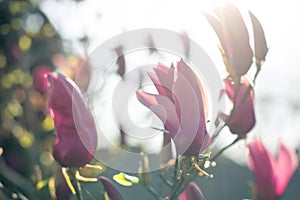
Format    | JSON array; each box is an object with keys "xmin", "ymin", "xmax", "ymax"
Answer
[
  {"xmin": 208, "ymin": 3, "xmax": 253, "ymax": 77},
  {"xmin": 137, "ymin": 60, "xmax": 209, "ymax": 156},
  {"xmin": 136, "ymin": 90, "xmax": 180, "ymax": 137},
  {"xmin": 172, "ymin": 60, "xmax": 207, "ymax": 155},
  {"xmin": 47, "ymin": 72, "xmax": 97, "ymax": 167},
  {"xmin": 147, "ymin": 71, "xmax": 168, "ymax": 97},
  {"xmin": 249, "ymin": 11, "xmax": 268, "ymax": 63},
  {"xmin": 99, "ymin": 176, "xmax": 124, "ymax": 200},
  {"xmin": 247, "ymin": 139, "xmax": 278, "ymax": 200},
  {"xmin": 224, "ymin": 77, "xmax": 255, "ymax": 136},
  {"xmin": 153, "ymin": 63, "xmax": 175, "ymax": 100},
  {"xmin": 275, "ymin": 140, "xmax": 298, "ymax": 196}
]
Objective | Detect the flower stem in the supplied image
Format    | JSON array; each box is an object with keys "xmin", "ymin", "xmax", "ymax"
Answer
[
  {"xmin": 68, "ymin": 168, "xmax": 83, "ymax": 200},
  {"xmin": 210, "ymin": 123, "xmax": 226, "ymax": 143},
  {"xmin": 173, "ymin": 158, "xmax": 179, "ymax": 182},
  {"xmin": 159, "ymin": 173, "xmax": 173, "ymax": 187},
  {"xmin": 211, "ymin": 137, "xmax": 241, "ymax": 161},
  {"xmin": 146, "ymin": 186, "xmax": 160, "ymax": 200},
  {"xmin": 74, "ymin": 177, "xmax": 83, "ymax": 200},
  {"xmin": 169, "ymin": 179, "xmax": 184, "ymax": 200},
  {"xmin": 0, "ymin": 158, "xmax": 39, "ymax": 200}
]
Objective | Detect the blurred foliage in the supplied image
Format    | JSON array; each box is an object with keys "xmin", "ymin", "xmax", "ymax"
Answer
[{"xmin": 0, "ymin": 0, "xmax": 64, "ymax": 199}]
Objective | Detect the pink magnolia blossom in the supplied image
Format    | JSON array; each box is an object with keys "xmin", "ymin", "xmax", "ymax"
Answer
[
  {"xmin": 178, "ymin": 182, "xmax": 204, "ymax": 200},
  {"xmin": 248, "ymin": 139, "xmax": 298, "ymax": 200},
  {"xmin": 205, "ymin": 3, "xmax": 253, "ymax": 78},
  {"xmin": 47, "ymin": 72, "xmax": 97, "ymax": 167},
  {"xmin": 223, "ymin": 77, "xmax": 255, "ymax": 136},
  {"xmin": 136, "ymin": 59, "xmax": 209, "ymax": 156}
]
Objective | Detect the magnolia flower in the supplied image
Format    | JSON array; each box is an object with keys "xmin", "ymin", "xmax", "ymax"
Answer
[
  {"xmin": 248, "ymin": 139, "xmax": 298, "ymax": 200},
  {"xmin": 136, "ymin": 60, "xmax": 209, "ymax": 156},
  {"xmin": 223, "ymin": 77, "xmax": 255, "ymax": 136},
  {"xmin": 205, "ymin": 3, "xmax": 253, "ymax": 79},
  {"xmin": 99, "ymin": 176, "xmax": 124, "ymax": 200},
  {"xmin": 47, "ymin": 72, "xmax": 97, "ymax": 167},
  {"xmin": 178, "ymin": 182, "xmax": 204, "ymax": 200}
]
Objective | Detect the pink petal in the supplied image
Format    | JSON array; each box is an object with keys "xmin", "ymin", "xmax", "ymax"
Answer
[
  {"xmin": 208, "ymin": 3, "xmax": 253, "ymax": 77},
  {"xmin": 173, "ymin": 60, "xmax": 206, "ymax": 122},
  {"xmin": 172, "ymin": 60, "xmax": 207, "ymax": 155},
  {"xmin": 47, "ymin": 72, "xmax": 97, "ymax": 167},
  {"xmin": 147, "ymin": 71, "xmax": 168, "ymax": 97},
  {"xmin": 224, "ymin": 78, "xmax": 255, "ymax": 136},
  {"xmin": 153, "ymin": 63, "xmax": 175, "ymax": 100},
  {"xmin": 275, "ymin": 140, "xmax": 298, "ymax": 196},
  {"xmin": 137, "ymin": 60, "xmax": 209, "ymax": 156},
  {"xmin": 249, "ymin": 11, "xmax": 268, "ymax": 62},
  {"xmin": 247, "ymin": 139, "xmax": 278, "ymax": 200},
  {"xmin": 99, "ymin": 176, "xmax": 124, "ymax": 200},
  {"xmin": 156, "ymin": 62, "xmax": 169, "ymax": 72},
  {"xmin": 204, "ymin": 12, "xmax": 223, "ymax": 44},
  {"xmin": 136, "ymin": 90, "xmax": 180, "ymax": 137},
  {"xmin": 52, "ymin": 136, "xmax": 94, "ymax": 167}
]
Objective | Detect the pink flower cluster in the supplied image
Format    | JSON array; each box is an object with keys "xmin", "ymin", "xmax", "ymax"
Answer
[{"xmin": 137, "ymin": 60, "xmax": 210, "ymax": 156}]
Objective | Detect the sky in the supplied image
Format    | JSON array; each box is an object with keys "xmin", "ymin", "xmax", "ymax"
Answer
[{"xmin": 40, "ymin": 0, "xmax": 300, "ymax": 165}]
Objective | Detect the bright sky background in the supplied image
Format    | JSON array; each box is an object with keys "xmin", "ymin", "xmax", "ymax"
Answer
[{"xmin": 40, "ymin": 0, "xmax": 300, "ymax": 165}]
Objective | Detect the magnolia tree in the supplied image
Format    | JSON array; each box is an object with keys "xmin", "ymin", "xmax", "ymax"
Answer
[{"xmin": 1, "ymin": 2, "xmax": 299, "ymax": 200}]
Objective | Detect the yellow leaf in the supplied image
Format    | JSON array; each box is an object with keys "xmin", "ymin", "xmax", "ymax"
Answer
[
  {"xmin": 113, "ymin": 173, "xmax": 132, "ymax": 186},
  {"xmin": 36, "ymin": 179, "xmax": 48, "ymax": 190},
  {"xmin": 124, "ymin": 174, "xmax": 139, "ymax": 184}
]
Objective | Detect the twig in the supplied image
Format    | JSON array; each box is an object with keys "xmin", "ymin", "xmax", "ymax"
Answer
[
  {"xmin": 159, "ymin": 173, "xmax": 173, "ymax": 187},
  {"xmin": 211, "ymin": 137, "xmax": 240, "ymax": 161},
  {"xmin": 169, "ymin": 179, "xmax": 184, "ymax": 200},
  {"xmin": 146, "ymin": 186, "xmax": 161, "ymax": 200},
  {"xmin": 210, "ymin": 123, "xmax": 226, "ymax": 143},
  {"xmin": 0, "ymin": 158, "xmax": 39, "ymax": 200},
  {"xmin": 74, "ymin": 178, "xmax": 83, "ymax": 200}
]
